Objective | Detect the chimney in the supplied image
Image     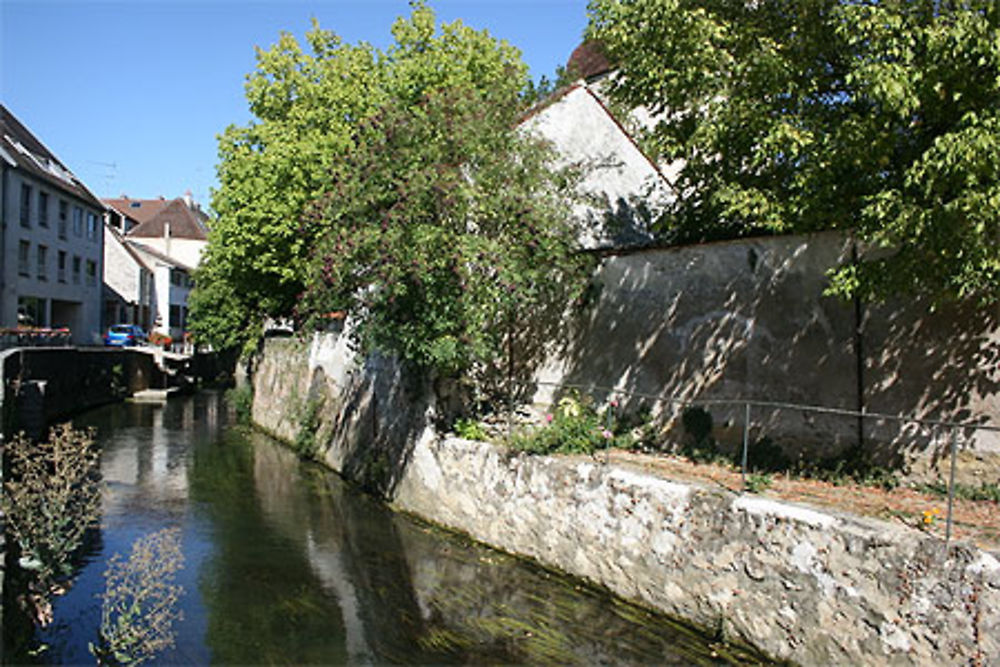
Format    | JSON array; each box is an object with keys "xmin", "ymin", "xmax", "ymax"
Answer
[{"xmin": 183, "ymin": 189, "xmax": 193, "ymax": 209}]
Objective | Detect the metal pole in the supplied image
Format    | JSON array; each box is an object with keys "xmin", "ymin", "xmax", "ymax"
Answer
[
  {"xmin": 741, "ymin": 402, "xmax": 751, "ymax": 490},
  {"xmin": 945, "ymin": 425, "xmax": 959, "ymax": 545}
]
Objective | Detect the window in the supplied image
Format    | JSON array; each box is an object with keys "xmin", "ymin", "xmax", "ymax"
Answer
[
  {"xmin": 58, "ymin": 200, "xmax": 68, "ymax": 239},
  {"xmin": 72, "ymin": 256, "xmax": 81, "ymax": 284},
  {"xmin": 17, "ymin": 296, "xmax": 45, "ymax": 328},
  {"xmin": 58, "ymin": 251, "xmax": 67, "ymax": 283},
  {"xmin": 38, "ymin": 191, "xmax": 49, "ymax": 227},
  {"xmin": 37, "ymin": 245, "xmax": 48, "ymax": 281},
  {"xmin": 87, "ymin": 212, "xmax": 99, "ymax": 241},
  {"xmin": 18, "ymin": 241, "xmax": 30, "ymax": 276},
  {"xmin": 73, "ymin": 207, "xmax": 83, "ymax": 236},
  {"xmin": 170, "ymin": 304, "xmax": 182, "ymax": 328},
  {"xmin": 86, "ymin": 259, "xmax": 97, "ymax": 285},
  {"xmin": 170, "ymin": 269, "xmax": 185, "ymax": 287},
  {"xmin": 20, "ymin": 184, "xmax": 31, "ymax": 227}
]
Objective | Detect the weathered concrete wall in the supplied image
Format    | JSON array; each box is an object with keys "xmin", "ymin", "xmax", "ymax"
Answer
[
  {"xmin": 251, "ymin": 334, "xmax": 431, "ymax": 497},
  {"xmin": 528, "ymin": 231, "xmax": 999, "ymax": 482},
  {"xmin": 250, "ymin": 333, "xmax": 1000, "ymax": 665},
  {"xmin": 0, "ymin": 347, "xmax": 160, "ymax": 439}
]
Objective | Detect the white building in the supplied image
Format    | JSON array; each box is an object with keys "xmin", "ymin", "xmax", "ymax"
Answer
[
  {"xmin": 103, "ymin": 224, "xmax": 153, "ymax": 331},
  {"xmin": 519, "ymin": 41, "xmax": 682, "ymax": 250},
  {"xmin": 103, "ymin": 195, "xmax": 205, "ymax": 341},
  {"xmin": 0, "ymin": 104, "xmax": 105, "ymax": 345}
]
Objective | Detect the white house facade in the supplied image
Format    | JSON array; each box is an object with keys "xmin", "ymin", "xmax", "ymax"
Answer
[{"xmin": 1, "ymin": 104, "xmax": 105, "ymax": 345}]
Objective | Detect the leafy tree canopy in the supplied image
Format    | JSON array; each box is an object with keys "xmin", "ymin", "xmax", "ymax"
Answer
[
  {"xmin": 298, "ymin": 74, "xmax": 587, "ymax": 376},
  {"xmin": 588, "ymin": 0, "xmax": 1000, "ymax": 304},
  {"xmin": 193, "ymin": 1, "xmax": 590, "ymax": 365}
]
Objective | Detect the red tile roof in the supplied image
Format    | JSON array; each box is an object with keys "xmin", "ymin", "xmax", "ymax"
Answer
[
  {"xmin": 103, "ymin": 196, "xmax": 173, "ymax": 225},
  {"xmin": 566, "ymin": 40, "xmax": 613, "ymax": 81},
  {"xmin": 125, "ymin": 197, "xmax": 209, "ymax": 241}
]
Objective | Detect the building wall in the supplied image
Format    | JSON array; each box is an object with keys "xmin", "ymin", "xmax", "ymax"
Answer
[
  {"xmin": 523, "ymin": 84, "xmax": 674, "ymax": 249},
  {"xmin": 103, "ymin": 227, "xmax": 144, "ymax": 323},
  {"xmin": 132, "ymin": 236, "xmax": 204, "ymax": 270},
  {"xmin": 0, "ymin": 168, "xmax": 104, "ymax": 345},
  {"xmin": 529, "ymin": 231, "xmax": 999, "ymax": 480}
]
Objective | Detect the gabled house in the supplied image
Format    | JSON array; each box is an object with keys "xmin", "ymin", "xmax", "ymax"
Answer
[
  {"xmin": 105, "ymin": 193, "xmax": 208, "ymax": 268},
  {"xmin": 103, "ymin": 224, "xmax": 153, "ymax": 331},
  {"xmin": 1, "ymin": 104, "xmax": 105, "ymax": 345},
  {"xmin": 519, "ymin": 41, "xmax": 682, "ymax": 250},
  {"xmin": 127, "ymin": 241, "xmax": 194, "ymax": 341},
  {"xmin": 103, "ymin": 194, "xmax": 205, "ymax": 341}
]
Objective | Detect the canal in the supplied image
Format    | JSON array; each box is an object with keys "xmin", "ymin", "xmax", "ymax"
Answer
[{"xmin": 7, "ymin": 391, "xmax": 766, "ymax": 664}]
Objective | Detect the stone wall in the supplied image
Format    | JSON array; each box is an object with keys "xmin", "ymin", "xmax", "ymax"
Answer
[
  {"xmin": 528, "ymin": 231, "xmax": 999, "ymax": 483},
  {"xmin": 391, "ymin": 436, "xmax": 999, "ymax": 665},
  {"xmin": 249, "ymin": 332, "xmax": 1000, "ymax": 665},
  {"xmin": 0, "ymin": 347, "xmax": 160, "ymax": 440}
]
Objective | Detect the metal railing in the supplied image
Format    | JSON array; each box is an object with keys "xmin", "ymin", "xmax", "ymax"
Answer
[
  {"xmin": 0, "ymin": 328, "xmax": 72, "ymax": 352},
  {"xmin": 504, "ymin": 380, "xmax": 1000, "ymax": 545}
]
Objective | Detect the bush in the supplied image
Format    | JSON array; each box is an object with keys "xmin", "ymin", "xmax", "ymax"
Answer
[
  {"xmin": 454, "ymin": 417, "xmax": 488, "ymax": 441},
  {"xmin": 225, "ymin": 384, "xmax": 253, "ymax": 424},
  {"xmin": 511, "ymin": 394, "xmax": 632, "ymax": 456},
  {"xmin": 91, "ymin": 528, "xmax": 185, "ymax": 665}
]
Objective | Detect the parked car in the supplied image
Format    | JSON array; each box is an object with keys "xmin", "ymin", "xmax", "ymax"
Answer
[{"xmin": 104, "ymin": 324, "xmax": 148, "ymax": 347}]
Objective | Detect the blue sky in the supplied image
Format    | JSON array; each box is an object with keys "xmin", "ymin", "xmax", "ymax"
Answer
[{"xmin": 1, "ymin": 0, "xmax": 589, "ymax": 210}]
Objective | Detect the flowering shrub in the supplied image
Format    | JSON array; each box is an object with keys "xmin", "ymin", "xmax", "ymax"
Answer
[
  {"xmin": 511, "ymin": 394, "xmax": 632, "ymax": 455},
  {"xmin": 91, "ymin": 528, "xmax": 185, "ymax": 665},
  {"xmin": 148, "ymin": 331, "xmax": 172, "ymax": 349}
]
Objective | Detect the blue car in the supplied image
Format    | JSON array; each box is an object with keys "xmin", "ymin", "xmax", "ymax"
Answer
[{"xmin": 104, "ymin": 324, "xmax": 147, "ymax": 347}]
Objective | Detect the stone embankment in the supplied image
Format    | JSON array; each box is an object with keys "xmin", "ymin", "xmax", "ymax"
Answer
[{"xmin": 249, "ymin": 335, "xmax": 1000, "ymax": 665}]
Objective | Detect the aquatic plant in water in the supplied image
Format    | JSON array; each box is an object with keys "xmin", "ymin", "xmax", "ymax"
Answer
[
  {"xmin": 90, "ymin": 527, "xmax": 185, "ymax": 665},
  {"xmin": 1, "ymin": 424, "xmax": 102, "ymax": 625}
]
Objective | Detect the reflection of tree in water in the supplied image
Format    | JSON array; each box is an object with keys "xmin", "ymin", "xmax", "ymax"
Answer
[
  {"xmin": 235, "ymin": 429, "xmax": 768, "ymax": 664},
  {"xmin": 389, "ymin": 517, "xmax": 768, "ymax": 665},
  {"xmin": 188, "ymin": 430, "xmax": 350, "ymax": 665}
]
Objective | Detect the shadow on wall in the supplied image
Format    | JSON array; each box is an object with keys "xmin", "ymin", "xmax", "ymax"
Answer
[
  {"xmin": 864, "ymin": 297, "xmax": 1000, "ymax": 473},
  {"xmin": 524, "ymin": 232, "xmax": 860, "ymax": 462},
  {"xmin": 308, "ymin": 350, "xmax": 431, "ymax": 499},
  {"xmin": 520, "ymin": 231, "xmax": 999, "ymax": 476}
]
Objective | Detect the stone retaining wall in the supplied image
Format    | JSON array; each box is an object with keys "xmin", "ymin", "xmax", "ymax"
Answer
[
  {"xmin": 250, "ymin": 334, "xmax": 1000, "ymax": 665},
  {"xmin": 0, "ymin": 347, "xmax": 160, "ymax": 440}
]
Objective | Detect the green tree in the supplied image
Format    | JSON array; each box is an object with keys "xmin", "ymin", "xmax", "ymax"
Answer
[
  {"xmin": 588, "ymin": 0, "xmax": 1000, "ymax": 304},
  {"xmin": 192, "ymin": 2, "xmax": 546, "ymax": 353},
  {"xmin": 299, "ymin": 79, "xmax": 588, "ymax": 375},
  {"xmin": 192, "ymin": 21, "xmax": 385, "ymax": 353}
]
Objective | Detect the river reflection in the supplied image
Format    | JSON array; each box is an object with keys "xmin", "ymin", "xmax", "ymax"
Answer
[{"xmin": 10, "ymin": 392, "xmax": 765, "ymax": 664}]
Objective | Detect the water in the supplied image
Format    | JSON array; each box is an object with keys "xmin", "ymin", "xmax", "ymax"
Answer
[{"xmin": 6, "ymin": 391, "xmax": 766, "ymax": 664}]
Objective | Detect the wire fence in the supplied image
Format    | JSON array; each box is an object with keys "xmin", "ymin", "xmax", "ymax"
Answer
[{"xmin": 503, "ymin": 380, "xmax": 1000, "ymax": 545}]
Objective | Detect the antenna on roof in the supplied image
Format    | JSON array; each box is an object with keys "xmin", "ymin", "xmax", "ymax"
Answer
[{"xmin": 87, "ymin": 160, "xmax": 117, "ymax": 196}]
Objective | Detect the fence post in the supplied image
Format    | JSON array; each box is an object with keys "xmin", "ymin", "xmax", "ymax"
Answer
[
  {"xmin": 945, "ymin": 425, "xmax": 959, "ymax": 545},
  {"xmin": 741, "ymin": 402, "xmax": 751, "ymax": 490}
]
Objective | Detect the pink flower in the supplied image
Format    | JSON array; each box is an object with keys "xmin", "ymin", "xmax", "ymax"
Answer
[
  {"xmin": 609, "ymin": 399, "xmax": 619, "ymax": 408},
  {"xmin": 601, "ymin": 429, "xmax": 613, "ymax": 440},
  {"xmin": 545, "ymin": 413, "xmax": 553, "ymax": 423}
]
